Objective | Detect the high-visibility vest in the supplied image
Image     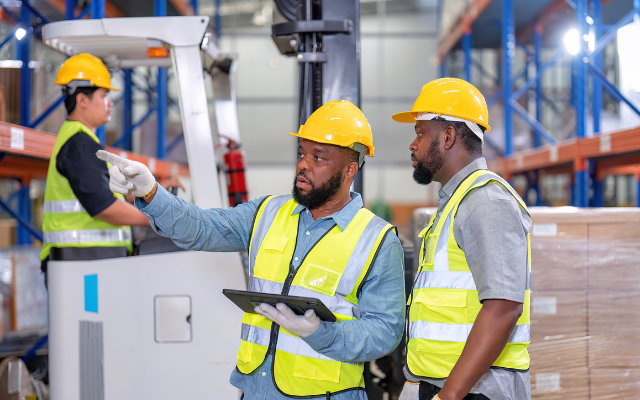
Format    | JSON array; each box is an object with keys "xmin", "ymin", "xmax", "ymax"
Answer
[
  {"xmin": 406, "ymin": 169, "xmax": 531, "ymax": 379},
  {"xmin": 40, "ymin": 121, "xmax": 132, "ymax": 261},
  {"xmin": 236, "ymin": 195, "xmax": 395, "ymax": 397}
]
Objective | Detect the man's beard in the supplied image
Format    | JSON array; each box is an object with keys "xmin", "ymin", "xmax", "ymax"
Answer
[
  {"xmin": 413, "ymin": 135, "xmax": 445, "ymax": 185},
  {"xmin": 292, "ymin": 170, "xmax": 343, "ymax": 209}
]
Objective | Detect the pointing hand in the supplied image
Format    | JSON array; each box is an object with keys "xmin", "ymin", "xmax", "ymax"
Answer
[{"xmin": 96, "ymin": 150, "xmax": 156, "ymax": 197}]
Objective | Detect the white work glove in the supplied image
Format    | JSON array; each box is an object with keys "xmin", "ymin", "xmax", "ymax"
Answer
[
  {"xmin": 96, "ymin": 150, "xmax": 156, "ymax": 197},
  {"xmin": 255, "ymin": 302, "xmax": 321, "ymax": 338}
]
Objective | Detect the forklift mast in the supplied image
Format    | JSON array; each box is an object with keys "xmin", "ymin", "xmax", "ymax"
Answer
[{"xmin": 271, "ymin": 0, "xmax": 364, "ymax": 195}]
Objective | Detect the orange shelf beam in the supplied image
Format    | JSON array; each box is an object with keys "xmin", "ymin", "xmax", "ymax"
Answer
[
  {"xmin": 488, "ymin": 125, "xmax": 640, "ymax": 176},
  {"xmin": 0, "ymin": 121, "xmax": 189, "ymax": 180},
  {"xmin": 437, "ymin": 0, "xmax": 494, "ymax": 62}
]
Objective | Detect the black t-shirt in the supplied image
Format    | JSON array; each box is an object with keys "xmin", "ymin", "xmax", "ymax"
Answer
[{"xmin": 56, "ymin": 132, "xmax": 117, "ymax": 217}]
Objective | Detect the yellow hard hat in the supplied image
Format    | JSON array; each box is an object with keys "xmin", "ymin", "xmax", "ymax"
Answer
[
  {"xmin": 392, "ymin": 78, "xmax": 490, "ymax": 132},
  {"xmin": 54, "ymin": 53, "xmax": 119, "ymax": 91},
  {"xmin": 289, "ymin": 100, "xmax": 375, "ymax": 157}
]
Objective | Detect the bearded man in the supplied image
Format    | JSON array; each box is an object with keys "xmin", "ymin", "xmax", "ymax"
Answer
[
  {"xmin": 394, "ymin": 79, "xmax": 533, "ymax": 400},
  {"xmin": 97, "ymin": 100, "xmax": 406, "ymax": 400}
]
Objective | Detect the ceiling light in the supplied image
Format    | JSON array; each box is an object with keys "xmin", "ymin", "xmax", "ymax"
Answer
[
  {"xmin": 564, "ymin": 29, "xmax": 580, "ymax": 55},
  {"xmin": 15, "ymin": 28, "xmax": 26, "ymax": 41}
]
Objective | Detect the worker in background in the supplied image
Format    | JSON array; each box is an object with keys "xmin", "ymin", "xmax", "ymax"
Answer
[
  {"xmin": 393, "ymin": 78, "xmax": 531, "ymax": 400},
  {"xmin": 97, "ymin": 100, "xmax": 406, "ymax": 399},
  {"xmin": 40, "ymin": 53, "xmax": 181, "ymax": 284}
]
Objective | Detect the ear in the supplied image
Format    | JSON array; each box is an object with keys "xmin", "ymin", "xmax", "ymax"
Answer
[
  {"xmin": 76, "ymin": 93, "xmax": 88, "ymax": 110},
  {"xmin": 443, "ymin": 125, "xmax": 457, "ymax": 150},
  {"xmin": 343, "ymin": 161, "xmax": 359, "ymax": 180}
]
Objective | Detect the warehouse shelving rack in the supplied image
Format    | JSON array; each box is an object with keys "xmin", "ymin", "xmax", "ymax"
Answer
[
  {"xmin": 0, "ymin": 0, "xmax": 218, "ymax": 245},
  {"xmin": 0, "ymin": 120, "xmax": 189, "ymax": 244},
  {"xmin": 439, "ymin": 0, "xmax": 640, "ymax": 207}
]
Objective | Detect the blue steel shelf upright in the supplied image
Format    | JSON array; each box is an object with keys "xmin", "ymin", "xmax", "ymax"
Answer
[{"xmin": 437, "ymin": 0, "xmax": 640, "ymax": 207}]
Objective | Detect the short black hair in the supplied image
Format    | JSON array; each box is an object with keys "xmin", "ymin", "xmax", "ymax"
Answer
[
  {"xmin": 64, "ymin": 86, "xmax": 99, "ymax": 115},
  {"xmin": 433, "ymin": 119, "xmax": 484, "ymax": 157},
  {"xmin": 340, "ymin": 146, "xmax": 362, "ymax": 170}
]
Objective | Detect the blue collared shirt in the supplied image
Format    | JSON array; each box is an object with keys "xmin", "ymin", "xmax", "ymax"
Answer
[{"xmin": 136, "ymin": 187, "xmax": 406, "ymax": 400}]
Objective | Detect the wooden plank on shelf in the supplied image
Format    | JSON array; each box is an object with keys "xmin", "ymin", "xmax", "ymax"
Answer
[{"xmin": 0, "ymin": 121, "xmax": 189, "ymax": 180}]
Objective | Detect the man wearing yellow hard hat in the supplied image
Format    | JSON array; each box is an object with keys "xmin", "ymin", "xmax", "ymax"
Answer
[
  {"xmin": 394, "ymin": 79, "xmax": 532, "ymax": 400},
  {"xmin": 40, "ymin": 53, "xmax": 179, "ymax": 283},
  {"xmin": 96, "ymin": 100, "xmax": 406, "ymax": 399}
]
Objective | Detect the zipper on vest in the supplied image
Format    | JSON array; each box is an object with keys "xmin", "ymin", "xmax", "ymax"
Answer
[
  {"xmin": 266, "ymin": 262, "xmax": 296, "ymax": 356},
  {"xmin": 266, "ymin": 260, "xmax": 300, "ymax": 355}
]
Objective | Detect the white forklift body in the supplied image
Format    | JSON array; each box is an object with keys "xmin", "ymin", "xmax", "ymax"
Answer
[{"xmin": 43, "ymin": 16, "xmax": 245, "ymax": 400}]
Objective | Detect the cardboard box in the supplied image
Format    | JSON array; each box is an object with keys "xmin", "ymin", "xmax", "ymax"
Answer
[
  {"xmin": 588, "ymin": 223, "xmax": 640, "ymax": 290},
  {"xmin": 530, "ymin": 222, "xmax": 588, "ymax": 290},
  {"xmin": 588, "ymin": 291, "xmax": 640, "ymax": 368},
  {"xmin": 530, "ymin": 291, "xmax": 588, "ymax": 370},
  {"xmin": 0, "ymin": 220, "xmax": 16, "ymax": 248},
  {"xmin": 531, "ymin": 367, "xmax": 590, "ymax": 399},
  {"xmin": 589, "ymin": 368, "xmax": 640, "ymax": 399}
]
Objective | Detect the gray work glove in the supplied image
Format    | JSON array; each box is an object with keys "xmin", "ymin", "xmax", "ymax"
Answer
[
  {"xmin": 96, "ymin": 150, "xmax": 156, "ymax": 197},
  {"xmin": 255, "ymin": 302, "xmax": 321, "ymax": 338}
]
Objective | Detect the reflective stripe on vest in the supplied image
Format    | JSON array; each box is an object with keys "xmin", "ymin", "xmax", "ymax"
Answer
[
  {"xmin": 44, "ymin": 199, "xmax": 86, "ymax": 213},
  {"xmin": 407, "ymin": 169, "xmax": 532, "ymax": 379},
  {"xmin": 237, "ymin": 194, "xmax": 394, "ymax": 397},
  {"xmin": 43, "ymin": 228, "xmax": 132, "ymax": 244},
  {"xmin": 40, "ymin": 121, "xmax": 132, "ymax": 261},
  {"xmin": 415, "ymin": 270, "xmax": 531, "ymax": 291},
  {"xmin": 409, "ymin": 321, "xmax": 531, "ymax": 343}
]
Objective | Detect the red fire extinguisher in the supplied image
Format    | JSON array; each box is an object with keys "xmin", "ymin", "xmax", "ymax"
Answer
[{"xmin": 223, "ymin": 140, "xmax": 248, "ymax": 206}]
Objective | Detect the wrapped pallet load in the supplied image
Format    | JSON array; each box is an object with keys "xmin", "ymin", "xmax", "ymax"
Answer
[{"xmin": 412, "ymin": 207, "xmax": 640, "ymax": 399}]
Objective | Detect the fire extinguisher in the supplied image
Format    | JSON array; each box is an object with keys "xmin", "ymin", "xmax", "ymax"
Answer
[{"xmin": 223, "ymin": 140, "xmax": 248, "ymax": 206}]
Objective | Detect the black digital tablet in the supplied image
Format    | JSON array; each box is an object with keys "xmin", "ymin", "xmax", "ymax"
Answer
[{"xmin": 222, "ymin": 289, "xmax": 337, "ymax": 322}]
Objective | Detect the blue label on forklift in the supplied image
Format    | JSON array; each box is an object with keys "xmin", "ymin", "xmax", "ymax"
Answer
[{"xmin": 84, "ymin": 274, "xmax": 98, "ymax": 313}]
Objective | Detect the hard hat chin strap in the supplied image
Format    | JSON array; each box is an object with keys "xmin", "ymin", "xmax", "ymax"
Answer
[{"xmin": 416, "ymin": 112, "xmax": 484, "ymax": 143}]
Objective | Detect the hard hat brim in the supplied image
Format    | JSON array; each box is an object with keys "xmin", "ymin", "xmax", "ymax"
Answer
[
  {"xmin": 288, "ymin": 132, "xmax": 375, "ymax": 157},
  {"xmin": 391, "ymin": 111, "xmax": 419, "ymax": 123},
  {"xmin": 392, "ymin": 110, "xmax": 492, "ymax": 132}
]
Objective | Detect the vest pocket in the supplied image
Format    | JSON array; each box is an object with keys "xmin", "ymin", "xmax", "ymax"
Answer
[
  {"xmin": 293, "ymin": 354, "xmax": 341, "ymax": 383},
  {"xmin": 254, "ymin": 235, "xmax": 289, "ymax": 280},
  {"xmin": 414, "ymin": 290, "xmax": 468, "ymax": 324},
  {"xmin": 300, "ymin": 263, "xmax": 343, "ymax": 297},
  {"xmin": 236, "ymin": 339, "xmax": 268, "ymax": 374}
]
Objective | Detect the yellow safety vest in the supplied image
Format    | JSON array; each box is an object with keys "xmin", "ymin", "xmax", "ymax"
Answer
[
  {"xmin": 40, "ymin": 121, "xmax": 132, "ymax": 261},
  {"xmin": 406, "ymin": 169, "xmax": 531, "ymax": 379},
  {"xmin": 236, "ymin": 195, "xmax": 395, "ymax": 397}
]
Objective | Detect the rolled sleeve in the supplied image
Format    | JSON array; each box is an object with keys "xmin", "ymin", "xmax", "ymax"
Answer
[
  {"xmin": 135, "ymin": 185, "xmax": 268, "ymax": 253},
  {"xmin": 454, "ymin": 186, "xmax": 529, "ymax": 303},
  {"xmin": 302, "ymin": 232, "xmax": 406, "ymax": 363}
]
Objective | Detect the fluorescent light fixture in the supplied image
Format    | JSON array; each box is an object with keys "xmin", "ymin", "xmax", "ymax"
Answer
[
  {"xmin": 15, "ymin": 28, "xmax": 26, "ymax": 41},
  {"xmin": 586, "ymin": 16, "xmax": 594, "ymax": 25},
  {"xmin": 564, "ymin": 29, "xmax": 580, "ymax": 55}
]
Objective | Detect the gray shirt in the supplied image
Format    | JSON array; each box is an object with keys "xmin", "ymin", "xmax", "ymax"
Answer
[{"xmin": 404, "ymin": 157, "xmax": 531, "ymax": 400}]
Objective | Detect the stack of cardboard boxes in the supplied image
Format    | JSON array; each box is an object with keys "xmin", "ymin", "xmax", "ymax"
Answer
[{"xmin": 529, "ymin": 207, "xmax": 640, "ymax": 399}]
